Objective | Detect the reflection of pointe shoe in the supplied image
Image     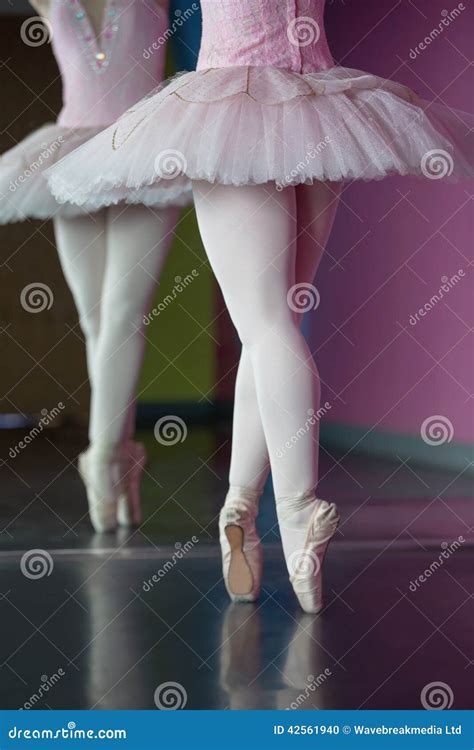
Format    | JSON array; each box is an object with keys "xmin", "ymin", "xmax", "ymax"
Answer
[
  {"xmin": 219, "ymin": 487, "xmax": 263, "ymax": 603},
  {"xmin": 278, "ymin": 494, "xmax": 339, "ymax": 614},
  {"xmin": 220, "ymin": 604, "xmax": 263, "ymax": 709},
  {"xmin": 78, "ymin": 442, "xmax": 130, "ymax": 533},
  {"xmin": 117, "ymin": 441, "xmax": 147, "ymax": 527},
  {"xmin": 277, "ymin": 614, "xmax": 329, "ymax": 710}
]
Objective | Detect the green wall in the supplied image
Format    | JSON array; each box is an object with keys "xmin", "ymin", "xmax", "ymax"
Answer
[
  {"xmin": 137, "ymin": 45, "xmax": 216, "ymax": 405},
  {"xmin": 138, "ymin": 206, "xmax": 216, "ymax": 404}
]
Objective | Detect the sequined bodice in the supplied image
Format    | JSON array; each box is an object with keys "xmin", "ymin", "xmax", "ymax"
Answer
[
  {"xmin": 197, "ymin": 0, "xmax": 334, "ymax": 73},
  {"xmin": 52, "ymin": 0, "xmax": 169, "ymax": 127}
]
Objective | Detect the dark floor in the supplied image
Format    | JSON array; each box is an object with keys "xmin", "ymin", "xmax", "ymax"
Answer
[{"xmin": 0, "ymin": 427, "xmax": 473, "ymax": 710}]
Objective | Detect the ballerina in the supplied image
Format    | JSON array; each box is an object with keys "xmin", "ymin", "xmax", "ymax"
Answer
[
  {"xmin": 0, "ymin": 0, "xmax": 191, "ymax": 532},
  {"xmin": 47, "ymin": 0, "xmax": 473, "ymax": 610}
]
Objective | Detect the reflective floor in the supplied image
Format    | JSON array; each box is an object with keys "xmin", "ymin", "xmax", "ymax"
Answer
[{"xmin": 1, "ymin": 427, "xmax": 473, "ymax": 709}]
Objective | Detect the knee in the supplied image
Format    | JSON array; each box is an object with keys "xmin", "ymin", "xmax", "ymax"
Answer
[
  {"xmin": 78, "ymin": 307, "xmax": 101, "ymax": 341},
  {"xmin": 237, "ymin": 310, "xmax": 297, "ymax": 351},
  {"xmin": 101, "ymin": 296, "xmax": 145, "ymax": 336}
]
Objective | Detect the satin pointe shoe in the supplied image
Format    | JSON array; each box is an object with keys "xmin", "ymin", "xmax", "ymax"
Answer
[
  {"xmin": 78, "ymin": 441, "xmax": 130, "ymax": 533},
  {"xmin": 219, "ymin": 486, "xmax": 263, "ymax": 603},
  {"xmin": 277, "ymin": 492, "xmax": 339, "ymax": 614},
  {"xmin": 116, "ymin": 441, "xmax": 147, "ymax": 527}
]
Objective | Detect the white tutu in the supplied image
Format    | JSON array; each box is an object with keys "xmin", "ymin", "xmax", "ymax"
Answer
[
  {"xmin": 0, "ymin": 123, "xmax": 192, "ymax": 223},
  {"xmin": 47, "ymin": 65, "xmax": 474, "ymax": 207}
]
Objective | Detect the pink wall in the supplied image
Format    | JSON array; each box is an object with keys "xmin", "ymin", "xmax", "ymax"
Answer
[{"xmin": 311, "ymin": 0, "xmax": 473, "ymax": 444}]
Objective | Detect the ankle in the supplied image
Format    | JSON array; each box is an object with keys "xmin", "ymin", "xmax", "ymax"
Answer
[
  {"xmin": 276, "ymin": 489, "xmax": 317, "ymax": 522},
  {"xmin": 225, "ymin": 484, "xmax": 261, "ymax": 508},
  {"xmin": 85, "ymin": 440, "xmax": 125, "ymax": 463}
]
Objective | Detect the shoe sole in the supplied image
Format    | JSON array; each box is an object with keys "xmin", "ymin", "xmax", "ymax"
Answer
[{"xmin": 225, "ymin": 525, "xmax": 254, "ymax": 597}]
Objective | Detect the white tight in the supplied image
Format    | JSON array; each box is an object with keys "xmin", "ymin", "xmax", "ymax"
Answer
[
  {"xmin": 54, "ymin": 204, "xmax": 176, "ymax": 445},
  {"xmin": 193, "ymin": 182, "xmax": 340, "ymax": 498}
]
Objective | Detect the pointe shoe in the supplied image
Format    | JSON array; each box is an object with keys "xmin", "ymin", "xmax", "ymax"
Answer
[
  {"xmin": 117, "ymin": 441, "xmax": 147, "ymax": 527},
  {"xmin": 219, "ymin": 488, "xmax": 263, "ymax": 603},
  {"xmin": 78, "ymin": 442, "xmax": 129, "ymax": 533},
  {"xmin": 278, "ymin": 495, "xmax": 339, "ymax": 614}
]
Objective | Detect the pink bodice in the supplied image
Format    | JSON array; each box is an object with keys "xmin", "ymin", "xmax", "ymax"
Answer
[
  {"xmin": 51, "ymin": 0, "xmax": 169, "ymax": 127},
  {"xmin": 197, "ymin": 0, "xmax": 334, "ymax": 73}
]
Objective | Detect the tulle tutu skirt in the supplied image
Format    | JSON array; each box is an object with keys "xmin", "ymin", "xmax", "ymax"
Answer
[
  {"xmin": 47, "ymin": 65, "xmax": 474, "ymax": 207},
  {"xmin": 0, "ymin": 123, "xmax": 192, "ymax": 223}
]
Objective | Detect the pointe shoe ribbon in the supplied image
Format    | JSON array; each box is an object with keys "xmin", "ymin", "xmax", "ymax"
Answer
[
  {"xmin": 219, "ymin": 486, "xmax": 263, "ymax": 603},
  {"xmin": 276, "ymin": 489, "xmax": 315, "ymax": 524}
]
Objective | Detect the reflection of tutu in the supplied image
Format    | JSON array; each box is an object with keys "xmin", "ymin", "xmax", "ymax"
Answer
[
  {"xmin": 47, "ymin": 64, "xmax": 474, "ymax": 206},
  {"xmin": 0, "ymin": 125, "xmax": 102, "ymax": 222},
  {"xmin": 0, "ymin": 123, "xmax": 191, "ymax": 224}
]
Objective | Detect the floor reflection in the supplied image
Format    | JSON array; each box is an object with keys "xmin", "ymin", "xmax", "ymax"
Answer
[
  {"xmin": 219, "ymin": 605, "xmax": 334, "ymax": 710},
  {"xmin": 0, "ymin": 428, "xmax": 472, "ymax": 709}
]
